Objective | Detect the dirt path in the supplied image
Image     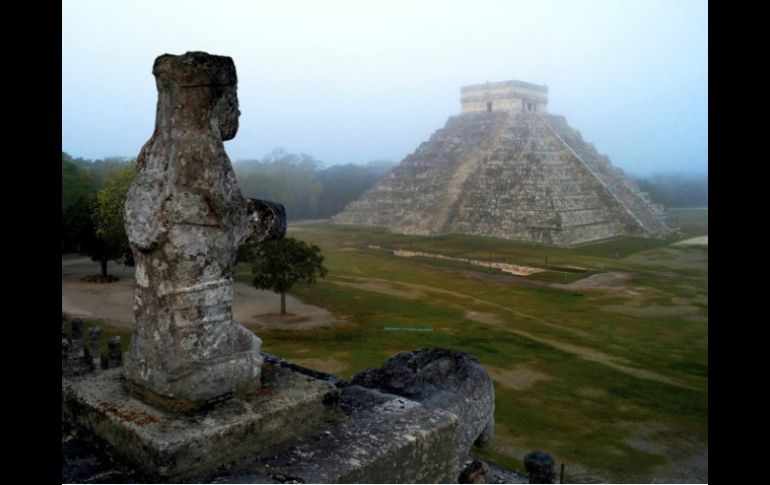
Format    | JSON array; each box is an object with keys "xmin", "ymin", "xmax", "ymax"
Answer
[
  {"xmin": 63, "ymin": 255, "xmax": 695, "ymax": 389},
  {"xmin": 564, "ymin": 271, "xmax": 631, "ymax": 290},
  {"xmin": 62, "ymin": 256, "xmax": 341, "ymax": 330},
  {"xmin": 673, "ymin": 236, "xmax": 708, "ymax": 246},
  {"xmin": 329, "ymin": 275, "xmax": 696, "ymax": 390}
]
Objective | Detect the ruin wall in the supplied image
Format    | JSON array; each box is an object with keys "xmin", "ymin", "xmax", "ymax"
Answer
[{"xmin": 461, "ymin": 80, "xmax": 548, "ymax": 114}]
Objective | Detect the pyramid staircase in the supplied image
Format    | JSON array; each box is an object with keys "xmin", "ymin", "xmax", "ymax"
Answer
[{"xmin": 334, "ymin": 110, "xmax": 672, "ymax": 246}]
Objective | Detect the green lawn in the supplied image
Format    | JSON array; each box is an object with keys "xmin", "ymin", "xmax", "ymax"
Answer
[{"xmin": 255, "ymin": 213, "xmax": 708, "ymax": 482}]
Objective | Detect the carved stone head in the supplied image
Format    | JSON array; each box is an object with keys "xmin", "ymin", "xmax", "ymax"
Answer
[{"xmin": 151, "ymin": 51, "xmax": 240, "ymax": 140}]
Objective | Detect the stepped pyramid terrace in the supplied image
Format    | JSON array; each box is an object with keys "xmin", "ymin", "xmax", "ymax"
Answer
[{"xmin": 334, "ymin": 80, "xmax": 673, "ymax": 247}]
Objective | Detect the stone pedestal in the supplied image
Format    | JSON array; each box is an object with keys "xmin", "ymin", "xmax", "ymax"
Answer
[
  {"xmin": 63, "ymin": 372, "xmax": 467, "ymax": 483},
  {"xmin": 62, "ymin": 364, "xmax": 340, "ymax": 481}
]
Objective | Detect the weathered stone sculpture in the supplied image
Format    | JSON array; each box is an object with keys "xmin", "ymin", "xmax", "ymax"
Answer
[
  {"xmin": 64, "ymin": 52, "xmax": 515, "ymax": 485},
  {"xmin": 123, "ymin": 51, "xmax": 285, "ymax": 410},
  {"xmin": 351, "ymin": 348, "xmax": 496, "ymax": 470}
]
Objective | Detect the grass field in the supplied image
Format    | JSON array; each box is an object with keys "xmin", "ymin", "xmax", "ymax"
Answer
[
  {"xmin": 66, "ymin": 209, "xmax": 707, "ymax": 482},
  {"xmin": 241, "ymin": 209, "xmax": 708, "ymax": 483}
]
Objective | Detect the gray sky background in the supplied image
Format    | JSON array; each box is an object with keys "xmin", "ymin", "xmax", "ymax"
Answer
[{"xmin": 62, "ymin": 0, "xmax": 708, "ymax": 175}]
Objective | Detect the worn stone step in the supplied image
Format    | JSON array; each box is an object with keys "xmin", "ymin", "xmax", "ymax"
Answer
[{"xmin": 233, "ymin": 385, "xmax": 461, "ymax": 484}]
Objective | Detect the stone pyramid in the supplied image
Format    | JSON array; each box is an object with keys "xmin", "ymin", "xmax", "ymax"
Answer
[{"xmin": 333, "ymin": 80, "xmax": 673, "ymax": 247}]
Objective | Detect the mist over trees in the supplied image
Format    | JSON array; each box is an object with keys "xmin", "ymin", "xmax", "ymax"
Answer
[
  {"xmin": 65, "ymin": 153, "xmax": 135, "ymax": 191},
  {"xmin": 63, "ymin": 149, "xmax": 707, "ymax": 257},
  {"xmin": 233, "ymin": 148, "xmax": 396, "ymax": 220},
  {"xmin": 234, "ymin": 149, "xmax": 323, "ymax": 221},
  {"xmin": 315, "ymin": 161, "xmax": 394, "ymax": 218},
  {"xmin": 631, "ymin": 172, "xmax": 708, "ymax": 208}
]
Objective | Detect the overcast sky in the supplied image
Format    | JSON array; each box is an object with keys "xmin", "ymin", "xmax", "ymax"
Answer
[{"xmin": 62, "ymin": 0, "xmax": 707, "ymax": 175}]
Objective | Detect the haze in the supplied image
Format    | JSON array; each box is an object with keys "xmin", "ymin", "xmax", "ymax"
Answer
[{"xmin": 62, "ymin": 0, "xmax": 707, "ymax": 176}]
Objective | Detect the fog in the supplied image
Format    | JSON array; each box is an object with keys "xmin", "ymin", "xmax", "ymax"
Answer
[{"xmin": 62, "ymin": 0, "xmax": 707, "ymax": 176}]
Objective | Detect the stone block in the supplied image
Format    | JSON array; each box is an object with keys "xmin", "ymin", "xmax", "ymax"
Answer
[
  {"xmin": 61, "ymin": 364, "xmax": 340, "ymax": 481},
  {"xmin": 246, "ymin": 385, "xmax": 460, "ymax": 484}
]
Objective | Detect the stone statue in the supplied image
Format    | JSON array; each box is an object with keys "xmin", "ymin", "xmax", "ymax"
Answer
[{"xmin": 123, "ymin": 52, "xmax": 285, "ymax": 410}]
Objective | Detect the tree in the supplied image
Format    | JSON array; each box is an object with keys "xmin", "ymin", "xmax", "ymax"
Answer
[
  {"xmin": 88, "ymin": 163, "xmax": 136, "ymax": 278},
  {"xmin": 62, "ymin": 155, "xmax": 97, "ymax": 253},
  {"xmin": 242, "ymin": 237, "xmax": 328, "ymax": 316},
  {"xmin": 69, "ymin": 154, "xmax": 133, "ymax": 191},
  {"xmin": 315, "ymin": 160, "xmax": 394, "ymax": 218},
  {"xmin": 232, "ymin": 149, "xmax": 396, "ymax": 220},
  {"xmin": 234, "ymin": 149, "xmax": 323, "ymax": 220},
  {"xmin": 62, "ymin": 194, "xmax": 97, "ymax": 254},
  {"xmin": 62, "ymin": 154, "xmax": 94, "ymax": 209}
]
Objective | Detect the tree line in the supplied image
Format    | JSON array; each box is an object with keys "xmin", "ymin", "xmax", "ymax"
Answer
[
  {"xmin": 630, "ymin": 172, "xmax": 708, "ymax": 208},
  {"xmin": 233, "ymin": 148, "xmax": 395, "ymax": 220},
  {"xmin": 62, "ymin": 150, "xmax": 331, "ymax": 313},
  {"xmin": 62, "ymin": 149, "xmax": 708, "ymax": 273},
  {"xmin": 61, "ymin": 149, "xmax": 395, "ymax": 268},
  {"xmin": 62, "ymin": 152, "xmax": 135, "ymax": 277}
]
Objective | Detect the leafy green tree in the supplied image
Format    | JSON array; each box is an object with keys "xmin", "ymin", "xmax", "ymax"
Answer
[
  {"xmin": 242, "ymin": 237, "xmax": 328, "ymax": 316},
  {"xmin": 62, "ymin": 155, "xmax": 97, "ymax": 253},
  {"xmin": 89, "ymin": 163, "xmax": 136, "ymax": 277},
  {"xmin": 62, "ymin": 194, "xmax": 98, "ymax": 254},
  {"xmin": 65, "ymin": 152, "xmax": 133, "ymax": 191},
  {"xmin": 62, "ymin": 155, "xmax": 94, "ymax": 209}
]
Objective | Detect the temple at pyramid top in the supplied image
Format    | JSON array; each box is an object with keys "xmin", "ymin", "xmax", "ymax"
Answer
[
  {"xmin": 334, "ymin": 81, "xmax": 674, "ymax": 247},
  {"xmin": 461, "ymin": 80, "xmax": 548, "ymax": 114}
]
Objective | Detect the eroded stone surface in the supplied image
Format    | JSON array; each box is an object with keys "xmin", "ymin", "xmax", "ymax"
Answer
[
  {"xmin": 350, "ymin": 348, "xmax": 496, "ymax": 471},
  {"xmin": 241, "ymin": 385, "xmax": 461, "ymax": 484},
  {"xmin": 62, "ymin": 365, "xmax": 340, "ymax": 481},
  {"xmin": 123, "ymin": 52, "xmax": 285, "ymax": 407},
  {"xmin": 459, "ymin": 458, "xmax": 491, "ymax": 484},
  {"xmin": 62, "ymin": 349, "xmax": 523, "ymax": 483},
  {"xmin": 62, "ymin": 382, "xmax": 520, "ymax": 484}
]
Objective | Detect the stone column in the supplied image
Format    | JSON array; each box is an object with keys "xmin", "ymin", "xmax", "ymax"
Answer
[
  {"xmin": 108, "ymin": 336, "xmax": 123, "ymax": 369},
  {"xmin": 89, "ymin": 326, "xmax": 102, "ymax": 372},
  {"xmin": 62, "ymin": 339, "xmax": 73, "ymax": 377},
  {"xmin": 71, "ymin": 318, "xmax": 85, "ymax": 375},
  {"xmin": 524, "ymin": 450, "xmax": 555, "ymax": 484}
]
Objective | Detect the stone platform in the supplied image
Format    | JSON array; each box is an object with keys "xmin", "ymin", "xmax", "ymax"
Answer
[
  {"xmin": 63, "ymin": 373, "xmax": 469, "ymax": 483},
  {"xmin": 61, "ymin": 364, "xmax": 341, "ymax": 481},
  {"xmin": 62, "ymin": 352, "xmax": 510, "ymax": 483},
  {"xmin": 236, "ymin": 385, "xmax": 461, "ymax": 483}
]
